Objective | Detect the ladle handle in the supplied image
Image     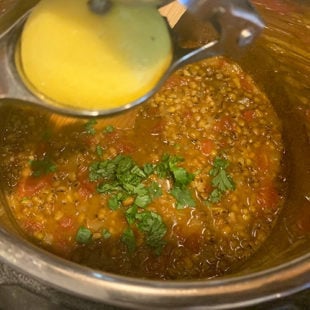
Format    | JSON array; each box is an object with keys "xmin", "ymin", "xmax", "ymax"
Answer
[{"xmin": 177, "ymin": 0, "xmax": 265, "ymax": 57}]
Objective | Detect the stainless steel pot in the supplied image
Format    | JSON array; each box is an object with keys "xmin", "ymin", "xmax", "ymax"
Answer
[{"xmin": 0, "ymin": 0, "xmax": 309, "ymax": 309}]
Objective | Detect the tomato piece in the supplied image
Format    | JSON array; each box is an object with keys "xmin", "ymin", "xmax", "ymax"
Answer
[
  {"xmin": 243, "ymin": 110, "xmax": 256, "ymax": 122},
  {"xmin": 77, "ymin": 172, "xmax": 96, "ymax": 199},
  {"xmin": 18, "ymin": 175, "xmax": 52, "ymax": 197},
  {"xmin": 239, "ymin": 75, "xmax": 254, "ymax": 92},
  {"xmin": 257, "ymin": 183, "xmax": 280, "ymax": 210},
  {"xmin": 22, "ymin": 220, "xmax": 44, "ymax": 234},
  {"xmin": 52, "ymin": 237, "xmax": 73, "ymax": 257},
  {"xmin": 256, "ymin": 147, "xmax": 271, "ymax": 175},
  {"xmin": 59, "ymin": 216, "xmax": 74, "ymax": 229},
  {"xmin": 214, "ymin": 116, "xmax": 235, "ymax": 132},
  {"xmin": 201, "ymin": 139, "xmax": 215, "ymax": 156}
]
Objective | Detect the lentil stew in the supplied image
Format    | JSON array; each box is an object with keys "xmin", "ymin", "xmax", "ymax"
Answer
[{"xmin": 0, "ymin": 57, "xmax": 286, "ymax": 279}]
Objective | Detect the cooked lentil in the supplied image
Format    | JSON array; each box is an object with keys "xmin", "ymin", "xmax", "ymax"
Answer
[{"xmin": 0, "ymin": 57, "xmax": 286, "ymax": 279}]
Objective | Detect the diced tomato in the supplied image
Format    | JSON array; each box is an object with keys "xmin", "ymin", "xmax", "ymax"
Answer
[
  {"xmin": 257, "ymin": 183, "xmax": 280, "ymax": 210},
  {"xmin": 17, "ymin": 175, "xmax": 52, "ymax": 197},
  {"xmin": 243, "ymin": 110, "xmax": 256, "ymax": 122},
  {"xmin": 201, "ymin": 139, "xmax": 215, "ymax": 156},
  {"xmin": 255, "ymin": 147, "xmax": 272, "ymax": 177},
  {"xmin": 52, "ymin": 237, "xmax": 73, "ymax": 258},
  {"xmin": 184, "ymin": 233, "xmax": 203, "ymax": 254},
  {"xmin": 150, "ymin": 120, "xmax": 164, "ymax": 135},
  {"xmin": 214, "ymin": 116, "xmax": 235, "ymax": 132},
  {"xmin": 22, "ymin": 220, "xmax": 44, "ymax": 234},
  {"xmin": 184, "ymin": 112, "xmax": 193, "ymax": 120},
  {"xmin": 115, "ymin": 140, "xmax": 135, "ymax": 154},
  {"xmin": 59, "ymin": 216, "xmax": 74, "ymax": 229},
  {"xmin": 77, "ymin": 172, "xmax": 96, "ymax": 199},
  {"xmin": 239, "ymin": 75, "xmax": 254, "ymax": 92}
]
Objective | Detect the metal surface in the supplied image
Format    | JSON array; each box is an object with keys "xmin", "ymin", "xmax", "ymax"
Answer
[
  {"xmin": 0, "ymin": 0, "xmax": 264, "ymax": 117},
  {"xmin": 0, "ymin": 228, "xmax": 309, "ymax": 309}
]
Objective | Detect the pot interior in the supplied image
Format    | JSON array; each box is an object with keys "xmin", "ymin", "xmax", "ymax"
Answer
[{"xmin": 0, "ymin": 0, "xmax": 309, "ymax": 291}]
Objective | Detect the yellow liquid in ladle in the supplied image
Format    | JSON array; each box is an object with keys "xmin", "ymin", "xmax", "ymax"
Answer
[{"xmin": 20, "ymin": 0, "xmax": 172, "ymax": 110}]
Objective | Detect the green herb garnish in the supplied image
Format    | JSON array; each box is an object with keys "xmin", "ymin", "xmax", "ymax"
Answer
[
  {"xmin": 121, "ymin": 227, "xmax": 136, "ymax": 253},
  {"xmin": 103, "ymin": 125, "xmax": 115, "ymax": 133},
  {"xmin": 85, "ymin": 119, "xmax": 97, "ymax": 135},
  {"xmin": 102, "ymin": 228, "xmax": 111, "ymax": 239},
  {"xmin": 30, "ymin": 158, "xmax": 57, "ymax": 177},
  {"xmin": 96, "ymin": 145, "xmax": 104, "ymax": 158},
  {"xmin": 108, "ymin": 194, "xmax": 122, "ymax": 210},
  {"xmin": 125, "ymin": 205, "xmax": 138, "ymax": 225},
  {"xmin": 76, "ymin": 226, "xmax": 92, "ymax": 244},
  {"xmin": 135, "ymin": 211, "xmax": 167, "ymax": 254},
  {"xmin": 170, "ymin": 186, "xmax": 196, "ymax": 209},
  {"xmin": 207, "ymin": 156, "xmax": 235, "ymax": 204},
  {"xmin": 88, "ymin": 153, "xmax": 195, "ymax": 254}
]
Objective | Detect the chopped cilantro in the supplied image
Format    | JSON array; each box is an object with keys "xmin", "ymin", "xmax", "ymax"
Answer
[
  {"xmin": 134, "ymin": 193, "xmax": 151, "ymax": 208},
  {"xmin": 103, "ymin": 125, "xmax": 115, "ymax": 133},
  {"xmin": 154, "ymin": 154, "xmax": 183, "ymax": 178},
  {"xmin": 102, "ymin": 228, "xmax": 111, "ymax": 239},
  {"xmin": 170, "ymin": 186, "xmax": 196, "ymax": 209},
  {"xmin": 135, "ymin": 211, "xmax": 167, "ymax": 254},
  {"xmin": 125, "ymin": 205, "xmax": 138, "ymax": 225},
  {"xmin": 88, "ymin": 153, "xmax": 196, "ymax": 254},
  {"xmin": 76, "ymin": 226, "xmax": 92, "ymax": 244},
  {"xmin": 30, "ymin": 158, "xmax": 57, "ymax": 177},
  {"xmin": 85, "ymin": 119, "xmax": 97, "ymax": 135},
  {"xmin": 148, "ymin": 181, "xmax": 162, "ymax": 199},
  {"xmin": 143, "ymin": 163, "xmax": 155, "ymax": 176},
  {"xmin": 171, "ymin": 166, "xmax": 194, "ymax": 187},
  {"xmin": 207, "ymin": 156, "xmax": 235, "ymax": 204},
  {"xmin": 108, "ymin": 195, "xmax": 122, "ymax": 210},
  {"xmin": 207, "ymin": 188, "xmax": 223, "ymax": 204},
  {"xmin": 121, "ymin": 227, "xmax": 136, "ymax": 253},
  {"xmin": 96, "ymin": 145, "xmax": 104, "ymax": 158}
]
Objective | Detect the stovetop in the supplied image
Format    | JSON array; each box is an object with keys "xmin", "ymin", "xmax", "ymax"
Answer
[{"xmin": 0, "ymin": 262, "xmax": 309, "ymax": 310}]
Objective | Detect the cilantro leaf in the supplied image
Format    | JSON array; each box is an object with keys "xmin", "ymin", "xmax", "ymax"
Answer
[
  {"xmin": 108, "ymin": 193, "xmax": 124, "ymax": 210},
  {"xmin": 121, "ymin": 227, "xmax": 136, "ymax": 253},
  {"xmin": 135, "ymin": 211, "xmax": 167, "ymax": 254},
  {"xmin": 30, "ymin": 158, "xmax": 57, "ymax": 177},
  {"xmin": 103, "ymin": 125, "xmax": 115, "ymax": 133},
  {"xmin": 171, "ymin": 166, "xmax": 194, "ymax": 187},
  {"xmin": 134, "ymin": 193, "xmax": 151, "ymax": 208},
  {"xmin": 143, "ymin": 163, "xmax": 155, "ymax": 176},
  {"xmin": 207, "ymin": 156, "xmax": 235, "ymax": 204},
  {"xmin": 170, "ymin": 186, "xmax": 196, "ymax": 209},
  {"xmin": 102, "ymin": 228, "xmax": 111, "ymax": 239},
  {"xmin": 76, "ymin": 226, "xmax": 92, "ymax": 244},
  {"xmin": 125, "ymin": 205, "xmax": 138, "ymax": 225},
  {"xmin": 148, "ymin": 181, "xmax": 162, "ymax": 199},
  {"xmin": 96, "ymin": 145, "xmax": 104, "ymax": 158},
  {"xmin": 85, "ymin": 119, "xmax": 97, "ymax": 135}
]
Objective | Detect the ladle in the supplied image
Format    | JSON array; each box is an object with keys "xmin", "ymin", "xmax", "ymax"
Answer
[{"xmin": 0, "ymin": 0, "xmax": 264, "ymax": 117}]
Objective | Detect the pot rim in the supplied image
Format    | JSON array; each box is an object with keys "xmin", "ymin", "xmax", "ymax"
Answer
[{"xmin": 0, "ymin": 225, "xmax": 309, "ymax": 309}]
